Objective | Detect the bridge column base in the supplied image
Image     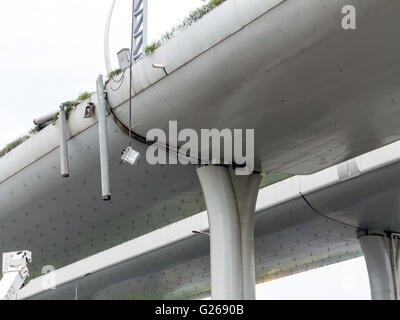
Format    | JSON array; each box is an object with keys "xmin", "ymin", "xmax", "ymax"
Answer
[
  {"xmin": 359, "ymin": 230, "xmax": 400, "ymax": 300},
  {"xmin": 196, "ymin": 166, "xmax": 261, "ymax": 300}
]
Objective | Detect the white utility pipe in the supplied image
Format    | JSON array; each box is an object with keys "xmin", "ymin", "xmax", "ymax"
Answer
[
  {"xmin": 96, "ymin": 75, "xmax": 112, "ymax": 201},
  {"xmin": 33, "ymin": 111, "xmax": 59, "ymax": 126},
  {"xmin": 59, "ymin": 107, "xmax": 70, "ymax": 178}
]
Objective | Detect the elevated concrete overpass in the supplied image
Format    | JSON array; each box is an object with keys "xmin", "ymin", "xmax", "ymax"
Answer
[{"xmin": 19, "ymin": 141, "xmax": 400, "ymax": 299}]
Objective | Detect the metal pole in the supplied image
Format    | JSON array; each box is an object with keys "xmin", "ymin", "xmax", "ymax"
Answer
[
  {"xmin": 59, "ymin": 106, "xmax": 70, "ymax": 178},
  {"xmin": 104, "ymin": 0, "xmax": 117, "ymax": 75},
  {"xmin": 96, "ymin": 75, "xmax": 111, "ymax": 201}
]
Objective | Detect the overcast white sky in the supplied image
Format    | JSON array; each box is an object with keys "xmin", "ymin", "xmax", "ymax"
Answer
[{"xmin": 0, "ymin": 0, "xmax": 371, "ymax": 299}]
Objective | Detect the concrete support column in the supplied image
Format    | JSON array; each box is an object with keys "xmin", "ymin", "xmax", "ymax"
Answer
[
  {"xmin": 359, "ymin": 230, "xmax": 400, "ymax": 300},
  {"xmin": 196, "ymin": 166, "xmax": 261, "ymax": 300}
]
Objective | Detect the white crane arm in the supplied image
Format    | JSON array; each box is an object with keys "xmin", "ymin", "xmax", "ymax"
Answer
[{"xmin": 0, "ymin": 251, "xmax": 32, "ymax": 300}]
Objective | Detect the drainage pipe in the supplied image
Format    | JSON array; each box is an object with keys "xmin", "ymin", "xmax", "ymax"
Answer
[
  {"xmin": 59, "ymin": 106, "xmax": 70, "ymax": 178},
  {"xmin": 96, "ymin": 75, "xmax": 112, "ymax": 201}
]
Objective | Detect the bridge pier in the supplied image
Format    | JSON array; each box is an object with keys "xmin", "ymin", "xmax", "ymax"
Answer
[
  {"xmin": 196, "ymin": 166, "xmax": 261, "ymax": 300},
  {"xmin": 359, "ymin": 230, "xmax": 400, "ymax": 300}
]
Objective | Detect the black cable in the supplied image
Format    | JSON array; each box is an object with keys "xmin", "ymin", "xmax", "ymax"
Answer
[
  {"xmin": 104, "ymin": 92, "xmax": 209, "ymax": 164},
  {"xmin": 104, "ymin": 90, "xmax": 259, "ymax": 169},
  {"xmin": 105, "ymin": 0, "xmax": 242, "ymax": 167},
  {"xmin": 104, "ymin": 95, "xmax": 150, "ymax": 145},
  {"xmin": 108, "ymin": 69, "xmax": 127, "ymax": 92},
  {"xmin": 111, "ymin": 69, "xmax": 126, "ymax": 82},
  {"xmin": 300, "ymin": 193, "xmax": 364, "ymax": 232}
]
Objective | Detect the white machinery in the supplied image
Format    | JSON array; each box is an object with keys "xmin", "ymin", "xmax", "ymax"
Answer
[{"xmin": 0, "ymin": 251, "xmax": 32, "ymax": 300}]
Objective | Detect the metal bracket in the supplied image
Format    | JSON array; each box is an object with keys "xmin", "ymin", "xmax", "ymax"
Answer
[{"xmin": 84, "ymin": 103, "xmax": 96, "ymax": 118}]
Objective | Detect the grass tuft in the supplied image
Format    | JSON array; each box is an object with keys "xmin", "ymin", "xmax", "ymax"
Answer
[
  {"xmin": 108, "ymin": 69, "xmax": 122, "ymax": 78},
  {"xmin": 77, "ymin": 91, "xmax": 93, "ymax": 101},
  {"xmin": 0, "ymin": 134, "xmax": 33, "ymax": 159},
  {"xmin": 144, "ymin": 0, "xmax": 226, "ymax": 56},
  {"xmin": 0, "ymin": 89, "xmax": 93, "ymax": 158}
]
